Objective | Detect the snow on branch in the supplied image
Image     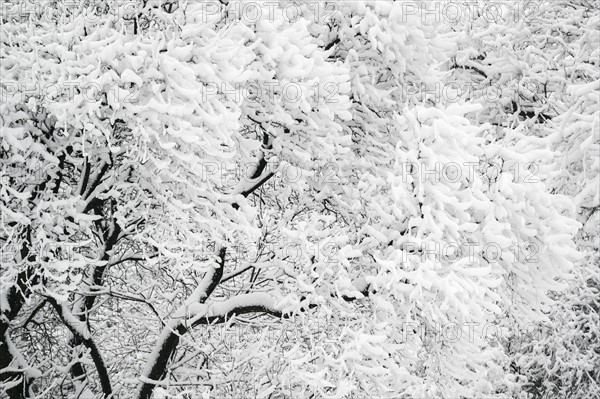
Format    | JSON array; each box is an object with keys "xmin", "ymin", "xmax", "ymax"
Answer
[
  {"xmin": 48, "ymin": 298, "xmax": 113, "ymax": 398},
  {"xmin": 187, "ymin": 292, "xmax": 285, "ymax": 326}
]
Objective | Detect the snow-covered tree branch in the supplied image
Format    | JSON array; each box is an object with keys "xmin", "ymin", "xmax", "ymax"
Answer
[{"xmin": 1, "ymin": 1, "xmax": 597, "ymax": 398}]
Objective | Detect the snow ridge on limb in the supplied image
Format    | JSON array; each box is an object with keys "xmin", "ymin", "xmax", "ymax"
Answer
[
  {"xmin": 136, "ymin": 247, "xmax": 226, "ymax": 399},
  {"xmin": 137, "ymin": 247, "xmax": 372, "ymax": 399}
]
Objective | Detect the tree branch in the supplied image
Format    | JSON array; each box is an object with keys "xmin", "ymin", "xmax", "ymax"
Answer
[
  {"xmin": 451, "ymin": 62, "xmax": 488, "ymax": 79},
  {"xmin": 324, "ymin": 36, "xmax": 340, "ymax": 51},
  {"xmin": 240, "ymin": 171, "xmax": 276, "ymax": 198},
  {"xmin": 0, "ymin": 228, "xmax": 38, "ymax": 398},
  {"xmin": 19, "ymin": 299, "xmax": 47, "ymax": 329},
  {"xmin": 221, "ymin": 264, "xmax": 256, "ymax": 283},
  {"xmin": 48, "ymin": 298, "xmax": 113, "ymax": 398},
  {"xmin": 78, "ymin": 156, "xmax": 91, "ymax": 196},
  {"xmin": 232, "ymin": 131, "xmax": 274, "ymax": 210},
  {"xmin": 136, "ymin": 248, "xmax": 226, "ymax": 399}
]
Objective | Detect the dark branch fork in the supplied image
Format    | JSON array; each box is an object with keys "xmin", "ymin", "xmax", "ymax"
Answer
[
  {"xmin": 1, "ymin": 119, "xmax": 124, "ymax": 397},
  {"xmin": 137, "ymin": 123, "xmax": 276, "ymax": 398},
  {"xmin": 1, "ymin": 137, "xmax": 55, "ymax": 398},
  {"xmin": 136, "ymin": 120, "xmax": 372, "ymax": 398},
  {"xmin": 48, "ymin": 298, "xmax": 113, "ymax": 397}
]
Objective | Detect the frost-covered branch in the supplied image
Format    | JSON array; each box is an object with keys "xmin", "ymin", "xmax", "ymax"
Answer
[
  {"xmin": 136, "ymin": 248, "xmax": 226, "ymax": 399},
  {"xmin": 0, "ymin": 231, "xmax": 38, "ymax": 398},
  {"xmin": 48, "ymin": 298, "xmax": 112, "ymax": 398},
  {"xmin": 187, "ymin": 292, "xmax": 288, "ymax": 326},
  {"xmin": 231, "ymin": 131, "xmax": 275, "ymax": 210}
]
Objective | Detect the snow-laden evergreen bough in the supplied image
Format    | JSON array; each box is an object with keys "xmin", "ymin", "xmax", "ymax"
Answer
[{"xmin": 0, "ymin": 1, "xmax": 595, "ymax": 398}]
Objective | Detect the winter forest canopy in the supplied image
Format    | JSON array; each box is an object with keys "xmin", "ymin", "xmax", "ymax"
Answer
[{"xmin": 0, "ymin": 0, "xmax": 598, "ymax": 398}]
